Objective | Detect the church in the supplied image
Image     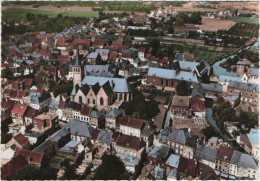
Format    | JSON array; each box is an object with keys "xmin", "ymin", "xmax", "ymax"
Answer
[{"xmin": 70, "ymin": 49, "xmax": 133, "ymax": 111}]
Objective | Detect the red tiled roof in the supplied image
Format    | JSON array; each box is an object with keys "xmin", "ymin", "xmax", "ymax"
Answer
[
  {"xmin": 145, "ymin": 53, "xmax": 151, "ymax": 60},
  {"xmin": 3, "ymin": 89, "xmax": 13, "ymax": 96},
  {"xmin": 46, "ymin": 66, "xmax": 57, "ymax": 74},
  {"xmin": 58, "ymin": 101, "xmax": 65, "ymax": 109},
  {"xmin": 16, "ymin": 90, "xmax": 27, "ymax": 99},
  {"xmin": 91, "ymin": 129, "xmax": 99, "ymax": 140},
  {"xmin": 24, "ymin": 107, "xmax": 37, "ymax": 118},
  {"xmin": 2, "ymin": 60, "xmax": 13, "ymax": 67},
  {"xmin": 81, "ymin": 105, "xmax": 92, "ymax": 115},
  {"xmin": 11, "ymin": 103, "xmax": 28, "ymax": 116},
  {"xmin": 24, "ymin": 78, "xmax": 33, "ymax": 86},
  {"xmin": 73, "ymin": 103, "xmax": 83, "ymax": 112},
  {"xmin": 1, "ymin": 155, "xmax": 28, "ymax": 180},
  {"xmin": 12, "ymin": 82, "xmax": 19, "ymax": 90},
  {"xmin": 178, "ymin": 157, "xmax": 197, "ymax": 177},
  {"xmin": 216, "ymin": 146, "xmax": 234, "ymax": 161},
  {"xmin": 118, "ymin": 115, "xmax": 144, "ymax": 129},
  {"xmin": 190, "ymin": 131, "xmax": 205, "ymax": 138},
  {"xmin": 108, "ymin": 52, "xmax": 118, "ymax": 61},
  {"xmin": 122, "ymin": 53, "xmax": 131, "ymax": 58},
  {"xmin": 37, "ymin": 49, "xmax": 50, "ymax": 56},
  {"xmin": 94, "ymin": 39, "xmax": 106, "ymax": 46},
  {"xmin": 112, "ymin": 41, "xmax": 122, "ymax": 46},
  {"xmin": 116, "ymin": 133, "xmax": 141, "ymax": 150},
  {"xmin": 13, "ymin": 133, "xmax": 29, "ymax": 146},
  {"xmin": 71, "ymin": 39, "xmax": 91, "ymax": 47},
  {"xmin": 57, "ymin": 36, "xmax": 71, "ymax": 46},
  {"xmin": 58, "ymin": 55, "xmax": 71, "ymax": 62},
  {"xmin": 15, "ymin": 149, "xmax": 44, "ymax": 165},
  {"xmin": 104, "ymin": 46, "xmax": 118, "ymax": 52},
  {"xmin": 10, "ymin": 90, "xmax": 18, "ymax": 98},
  {"xmin": 1, "ymin": 98, "xmax": 16, "ymax": 110},
  {"xmin": 112, "ymin": 132, "xmax": 121, "ymax": 141},
  {"xmin": 138, "ymin": 47, "xmax": 147, "ymax": 52},
  {"xmin": 150, "ymin": 56, "xmax": 159, "ymax": 62},
  {"xmin": 160, "ymin": 57, "xmax": 173, "ymax": 64}
]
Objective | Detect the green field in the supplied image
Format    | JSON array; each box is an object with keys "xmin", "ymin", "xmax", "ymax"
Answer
[
  {"xmin": 2, "ymin": 8, "xmax": 99, "ymax": 21},
  {"xmin": 231, "ymin": 16, "xmax": 259, "ymax": 24}
]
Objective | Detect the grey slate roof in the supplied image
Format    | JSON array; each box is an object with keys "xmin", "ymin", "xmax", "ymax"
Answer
[
  {"xmin": 84, "ymin": 65, "xmax": 115, "ymax": 77},
  {"xmin": 87, "ymin": 52, "xmax": 99, "ymax": 59},
  {"xmin": 95, "ymin": 48, "xmax": 110, "ymax": 55},
  {"xmin": 82, "ymin": 76, "xmax": 132, "ymax": 93},
  {"xmin": 97, "ymin": 130, "xmax": 113, "ymax": 145},
  {"xmin": 105, "ymin": 109, "xmax": 123, "ymax": 118},
  {"xmin": 175, "ymin": 53, "xmax": 183, "ymax": 61},
  {"xmin": 228, "ymin": 81, "xmax": 259, "ymax": 92},
  {"xmin": 192, "ymin": 83, "xmax": 204, "ymax": 98},
  {"xmin": 201, "ymin": 83, "xmax": 222, "ymax": 93},
  {"xmin": 148, "ymin": 67, "xmax": 199, "ymax": 83},
  {"xmin": 194, "ymin": 145, "xmax": 218, "ymax": 162},
  {"xmin": 168, "ymin": 129, "xmax": 190, "ymax": 145},
  {"xmin": 90, "ymin": 110, "xmax": 102, "ymax": 118},
  {"xmin": 251, "ymin": 68, "xmax": 259, "ymax": 76},
  {"xmin": 33, "ymin": 140, "xmax": 53, "ymax": 152},
  {"xmin": 238, "ymin": 153, "xmax": 258, "ymax": 169},
  {"xmin": 31, "ymin": 92, "xmax": 51, "ymax": 104},
  {"xmin": 196, "ymin": 60, "xmax": 211, "ymax": 77},
  {"xmin": 230, "ymin": 150, "xmax": 242, "ymax": 164},
  {"xmin": 65, "ymin": 119, "xmax": 94, "ymax": 138},
  {"xmin": 50, "ymin": 128, "xmax": 70, "ymax": 142}
]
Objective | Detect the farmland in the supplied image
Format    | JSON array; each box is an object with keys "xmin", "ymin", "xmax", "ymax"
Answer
[
  {"xmin": 2, "ymin": 8, "xmax": 98, "ymax": 21},
  {"xmin": 230, "ymin": 16, "xmax": 259, "ymax": 24},
  {"xmin": 199, "ymin": 17, "xmax": 237, "ymax": 32}
]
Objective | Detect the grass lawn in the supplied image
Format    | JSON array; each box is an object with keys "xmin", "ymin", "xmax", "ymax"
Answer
[
  {"xmin": 231, "ymin": 17, "xmax": 259, "ymax": 24},
  {"xmin": 2, "ymin": 8, "xmax": 98, "ymax": 21}
]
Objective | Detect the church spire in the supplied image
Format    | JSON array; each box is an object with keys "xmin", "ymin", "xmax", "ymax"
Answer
[{"xmin": 75, "ymin": 47, "xmax": 81, "ymax": 66}]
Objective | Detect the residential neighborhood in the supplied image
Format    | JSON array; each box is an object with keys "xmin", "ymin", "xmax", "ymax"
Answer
[{"xmin": 1, "ymin": 1, "xmax": 259, "ymax": 180}]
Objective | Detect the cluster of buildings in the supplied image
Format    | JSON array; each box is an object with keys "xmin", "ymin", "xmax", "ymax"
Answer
[{"xmin": 1, "ymin": 5, "xmax": 259, "ymax": 180}]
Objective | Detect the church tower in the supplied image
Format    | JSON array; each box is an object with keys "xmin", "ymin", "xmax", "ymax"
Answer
[{"xmin": 72, "ymin": 48, "xmax": 83, "ymax": 87}]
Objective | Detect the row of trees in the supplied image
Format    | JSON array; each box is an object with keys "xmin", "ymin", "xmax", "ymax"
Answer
[{"xmin": 213, "ymin": 97, "xmax": 258, "ymax": 130}]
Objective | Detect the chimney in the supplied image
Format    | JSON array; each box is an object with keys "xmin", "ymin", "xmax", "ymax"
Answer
[{"xmin": 222, "ymin": 83, "xmax": 228, "ymax": 93}]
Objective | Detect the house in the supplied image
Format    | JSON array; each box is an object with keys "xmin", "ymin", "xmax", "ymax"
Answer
[
  {"xmin": 64, "ymin": 119, "xmax": 95, "ymax": 142},
  {"xmin": 146, "ymin": 67, "xmax": 199, "ymax": 90},
  {"xmin": 86, "ymin": 52, "xmax": 102, "ymax": 65},
  {"xmin": 207, "ymin": 136, "xmax": 219, "ymax": 148},
  {"xmin": 138, "ymin": 47, "xmax": 148, "ymax": 61},
  {"xmin": 183, "ymin": 135, "xmax": 200, "ymax": 159},
  {"xmin": 105, "ymin": 109, "xmax": 123, "ymax": 129},
  {"xmin": 29, "ymin": 92, "xmax": 52, "ymax": 111},
  {"xmin": 167, "ymin": 129, "xmax": 190, "ymax": 156},
  {"xmin": 117, "ymin": 115, "xmax": 144, "ymax": 138},
  {"xmin": 95, "ymin": 49, "xmax": 110, "ymax": 61},
  {"xmin": 215, "ymin": 146, "xmax": 234, "ymax": 175},
  {"xmin": 10, "ymin": 103, "xmax": 29, "ymax": 126},
  {"xmin": 194, "ymin": 145, "xmax": 218, "ymax": 169},
  {"xmin": 115, "ymin": 133, "xmax": 145, "ymax": 158},
  {"xmin": 165, "ymin": 154, "xmax": 180, "ymax": 172},
  {"xmin": 24, "ymin": 106, "xmax": 38, "ymax": 126},
  {"xmin": 183, "ymin": 53, "xmax": 197, "ymax": 62},
  {"xmin": 25, "ymin": 132, "xmax": 45, "ymax": 147},
  {"xmin": 196, "ymin": 162, "xmax": 220, "ymax": 180},
  {"xmin": 49, "ymin": 128, "xmax": 70, "ymax": 151},
  {"xmin": 178, "ymin": 157, "xmax": 197, "ymax": 179},
  {"xmin": 191, "ymin": 83, "xmax": 206, "ymax": 120},
  {"xmin": 33, "ymin": 140, "xmax": 55, "ymax": 159},
  {"xmin": 1, "ymin": 98, "xmax": 16, "ymax": 113},
  {"xmin": 194, "ymin": 60, "xmax": 211, "ymax": 78},
  {"xmin": 171, "ymin": 95, "xmax": 192, "ymax": 119},
  {"xmin": 31, "ymin": 113, "xmax": 59, "ymax": 135},
  {"xmin": 147, "ymin": 144, "xmax": 170, "ymax": 168},
  {"xmin": 6, "ymin": 133, "xmax": 30, "ymax": 150}
]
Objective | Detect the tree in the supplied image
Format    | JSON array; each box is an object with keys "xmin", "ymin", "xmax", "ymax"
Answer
[
  {"xmin": 60, "ymin": 165, "xmax": 80, "ymax": 180},
  {"xmin": 176, "ymin": 80, "xmax": 191, "ymax": 96},
  {"xmin": 175, "ymin": 17, "xmax": 184, "ymax": 26},
  {"xmin": 1, "ymin": 67, "xmax": 14, "ymax": 80},
  {"xmin": 26, "ymin": 13, "xmax": 36, "ymax": 21},
  {"xmin": 93, "ymin": 154, "xmax": 130, "ymax": 180},
  {"xmin": 11, "ymin": 165, "xmax": 58, "ymax": 180},
  {"xmin": 202, "ymin": 126, "xmax": 220, "ymax": 140},
  {"xmin": 150, "ymin": 39, "xmax": 160, "ymax": 56},
  {"xmin": 52, "ymin": 81, "xmax": 73, "ymax": 97}
]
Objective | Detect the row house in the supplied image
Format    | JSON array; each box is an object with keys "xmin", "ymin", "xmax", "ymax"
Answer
[
  {"xmin": 215, "ymin": 146, "xmax": 234, "ymax": 175},
  {"xmin": 167, "ymin": 129, "xmax": 190, "ymax": 156},
  {"xmin": 191, "ymin": 83, "xmax": 206, "ymax": 120},
  {"xmin": 28, "ymin": 92, "xmax": 52, "ymax": 111},
  {"xmin": 194, "ymin": 145, "xmax": 218, "ymax": 169},
  {"xmin": 171, "ymin": 95, "xmax": 192, "ymax": 119},
  {"xmin": 146, "ymin": 67, "xmax": 199, "ymax": 90},
  {"xmin": 105, "ymin": 109, "xmax": 123, "ymax": 129},
  {"xmin": 114, "ymin": 133, "xmax": 145, "ymax": 158},
  {"xmin": 6, "ymin": 133, "xmax": 30, "ymax": 150},
  {"xmin": 117, "ymin": 115, "xmax": 144, "ymax": 138}
]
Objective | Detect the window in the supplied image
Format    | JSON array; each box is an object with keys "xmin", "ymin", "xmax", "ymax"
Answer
[
  {"xmin": 79, "ymin": 96, "xmax": 82, "ymax": 104},
  {"xmin": 171, "ymin": 80, "xmax": 173, "ymax": 86},
  {"xmin": 93, "ymin": 99, "xmax": 95, "ymax": 104},
  {"xmin": 166, "ymin": 80, "xmax": 168, "ymax": 86},
  {"xmin": 12, "ymin": 113, "xmax": 15, "ymax": 117},
  {"xmin": 18, "ymin": 114, "xmax": 21, "ymax": 118},
  {"xmin": 34, "ymin": 120, "xmax": 37, "ymax": 123},
  {"xmin": 100, "ymin": 97, "xmax": 104, "ymax": 105},
  {"xmin": 87, "ymin": 99, "xmax": 90, "ymax": 104},
  {"xmin": 161, "ymin": 78, "xmax": 163, "ymax": 85}
]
